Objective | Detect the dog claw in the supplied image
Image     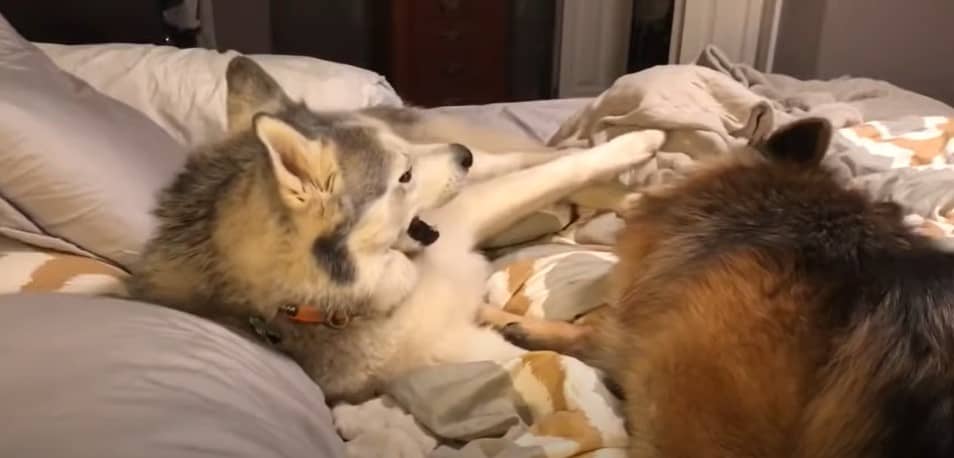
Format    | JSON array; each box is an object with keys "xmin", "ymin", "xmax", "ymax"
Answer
[{"xmin": 499, "ymin": 322, "xmax": 531, "ymax": 348}]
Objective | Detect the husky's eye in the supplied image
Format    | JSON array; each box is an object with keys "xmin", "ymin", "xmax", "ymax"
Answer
[{"xmin": 399, "ymin": 169, "xmax": 413, "ymax": 183}]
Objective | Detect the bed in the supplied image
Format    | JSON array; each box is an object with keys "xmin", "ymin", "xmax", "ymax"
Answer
[{"xmin": 2, "ymin": 12, "xmax": 953, "ymax": 458}]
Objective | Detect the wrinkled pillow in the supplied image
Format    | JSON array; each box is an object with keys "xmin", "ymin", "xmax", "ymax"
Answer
[
  {"xmin": 0, "ymin": 13, "xmax": 187, "ymax": 268},
  {"xmin": 38, "ymin": 42, "xmax": 404, "ymax": 147},
  {"xmin": 0, "ymin": 293, "xmax": 344, "ymax": 458}
]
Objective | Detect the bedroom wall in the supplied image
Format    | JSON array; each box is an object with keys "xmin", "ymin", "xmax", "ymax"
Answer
[
  {"xmin": 270, "ymin": 0, "xmax": 377, "ymax": 69},
  {"xmin": 207, "ymin": 0, "xmax": 272, "ymax": 54},
  {"xmin": 771, "ymin": 0, "xmax": 825, "ymax": 79},
  {"xmin": 774, "ymin": 0, "xmax": 954, "ymax": 106},
  {"xmin": 0, "ymin": 0, "xmax": 166, "ymax": 44},
  {"xmin": 209, "ymin": 0, "xmax": 555, "ymax": 102}
]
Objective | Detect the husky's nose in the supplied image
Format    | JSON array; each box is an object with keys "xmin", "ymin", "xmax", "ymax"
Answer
[{"xmin": 451, "ymin": 143, "xmax": 473, "ymax": 170}]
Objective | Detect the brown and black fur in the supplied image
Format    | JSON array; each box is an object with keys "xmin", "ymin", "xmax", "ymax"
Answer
[{"xmin": 496, "ymin": 119, "xmax": 954, "ymax": 458}]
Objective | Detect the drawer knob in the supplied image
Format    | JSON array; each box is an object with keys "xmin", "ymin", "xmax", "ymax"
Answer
[
  {"xmin": 443, "ymin": 63, "xmax": 465, "ymax": 77},
  {"xmin": 438, "ymin": 0, "xmax": 462, "ymax": 14},
  {"xmin": 440, "ymin": 29, "xmax": 462, "ymax": 41}
]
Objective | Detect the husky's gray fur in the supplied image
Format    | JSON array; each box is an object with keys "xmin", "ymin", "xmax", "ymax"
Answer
[{"xmin": 128, "ymin": 56, "xmax": 666, "ymax": 407}]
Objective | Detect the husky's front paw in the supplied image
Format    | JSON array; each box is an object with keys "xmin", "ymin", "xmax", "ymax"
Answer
[
  {"xmin": 333, "ymin": 398, "xmax": 437, "ymax": 458},
  {"xmin": 594, "ymin": 129, "xmax": 667, "ymax": 170},
  {"xmin": 369, "ymin": 250, "xmax": 418, "ymax": 312},
  {"xmin": 343, "ymin": 431, "xmax": 431, "ymax": 458},
  {"xmin": 610, "ymin": 129, "xmax": 666, "ymax": 152}
]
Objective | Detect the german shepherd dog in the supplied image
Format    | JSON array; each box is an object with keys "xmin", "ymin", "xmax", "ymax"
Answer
[
  {"xmin": 127, "ymin": 56, "xmax": 666, "ymax": 404},
  {"xmin": 491, "ymin": 118, "xmax": 954, "ymax": 458}
]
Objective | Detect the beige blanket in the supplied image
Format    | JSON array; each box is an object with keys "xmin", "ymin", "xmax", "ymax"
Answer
[{"xmin": 329, "ymin": 47, "xmax": 954, "ymax": 458}]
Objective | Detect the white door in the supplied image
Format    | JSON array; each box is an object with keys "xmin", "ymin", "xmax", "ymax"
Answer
[
  {"xmin": 556, "ymin": 0, "xmax": 634, "ymax": 98},
  {"xmin": 672, "ymin": 0, "xmax": 782, "ymax": 71},
  {"xmin": 554, "ymin": 0, "xmax": 782, "ymax": 98}
]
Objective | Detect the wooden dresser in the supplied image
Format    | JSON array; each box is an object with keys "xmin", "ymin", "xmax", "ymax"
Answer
[{"xmin": 387, "ymin": 0, "xmax": 510, "ymax": 107}]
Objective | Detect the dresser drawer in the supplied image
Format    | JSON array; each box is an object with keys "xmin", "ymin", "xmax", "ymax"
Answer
[
  {"xmin": 388, "ymin": 0, "xmax": 510, "ymax": 106},
  {"xmin": 411, "ymin": 0, "xmax": 495, "ymax": 22}
]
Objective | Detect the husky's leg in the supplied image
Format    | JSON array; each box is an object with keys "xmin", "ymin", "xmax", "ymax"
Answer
[
  {"xmin": 566, "ymin": 181, "xmax": 637, "ymax": 213},
  {"xmin": 428, "ymin": 130, "xmax": 665, "ymax": 245},
  {"xmin": 467, "ymin": 148, "xmax": 580, "ymax": 181},
  {"xmin": 475, "ymin": 151, "xmax": 638, "ymax": 212},
  {"xmin": 434, "ymin": 325, "xmax": 526, "ymax": 364}
]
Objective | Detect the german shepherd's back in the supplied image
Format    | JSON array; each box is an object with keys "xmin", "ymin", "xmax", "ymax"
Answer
[
  {"xmin": 609, "ymin": 118, "xmax": 954, "ymax": 457},
  {"xmin": 506, "ymin": 118, "xmax": 954, "ymax": 457}
]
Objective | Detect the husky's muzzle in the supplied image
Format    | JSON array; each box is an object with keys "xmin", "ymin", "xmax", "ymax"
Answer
[
  {"xmin": 399, "ymin": 143, "xmax": 472, "ymax": 248},
  {"xmin": 407, "ymin": 216, "xmax": 439, "ymax": 246}
]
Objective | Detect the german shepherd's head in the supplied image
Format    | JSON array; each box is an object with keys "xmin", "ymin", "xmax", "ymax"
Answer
[
  {"xmin": 612, "ymin": 117, "xmax": 849, "ymax": 298},
  {"xmin": 128, "ymin": 57, "xmax": 472, "ymax": 319}
]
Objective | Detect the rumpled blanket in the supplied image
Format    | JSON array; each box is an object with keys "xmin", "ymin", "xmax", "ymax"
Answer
[
  {"xmin": 333, "ymin": 46, "xmax": 954, "ymax": 458},
  {"xmin": 695, "ymin": 44, "xmax": 954, "ymax": 122}
]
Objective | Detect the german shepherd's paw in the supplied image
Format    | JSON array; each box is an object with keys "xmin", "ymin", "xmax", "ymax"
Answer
[
  {"xmin": 499, "ymin": 322, "xmax": 533, "ymax": 349},
  {"xmin": 478, "ymin": 306, "xmax": 541, "ymax": 350},
  {"xmin": 478, "ymin": 305, "xmax": 524, "ymax": 330},
  {"xmin": 480, "ymin": 304, "xmax": 592, "ymax": 354},
  {"xmin": 479, "ymin": 306, "xmax": 538, "ymax": 349}
]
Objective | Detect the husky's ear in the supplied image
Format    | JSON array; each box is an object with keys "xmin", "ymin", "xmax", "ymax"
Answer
[
  {"xmin": 254, "ymin": 114, "xmax": 340, "ymax": 209},
  {"xmin": 758, "ymin": 117, "xmax": 832, "ymax": 167},
  {"xmin": 227, "ymin": 56, "xmax": 292, "ymax": 133}
]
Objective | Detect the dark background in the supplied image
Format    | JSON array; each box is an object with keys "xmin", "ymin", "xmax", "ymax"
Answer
[
  {"xmin": 0, "ymin": 0, "xmax": 559, "ymax": 106},
  {"xmin": 0, "ymin": 0, "xmax": 674, "ymax": 106}
]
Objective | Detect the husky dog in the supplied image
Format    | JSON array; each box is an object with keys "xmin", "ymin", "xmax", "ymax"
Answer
[
  {"xmin": 490, "ymin": 118, "xmax": 954, "ymax": 458},
  {"xmin": 127, "ymin": 56, "xmax": 665, "ymax": 403}
]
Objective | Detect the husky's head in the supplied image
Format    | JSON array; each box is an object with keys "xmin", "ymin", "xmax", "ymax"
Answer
[
  {"xmin": 129, "ymin": 57, "xmax": 473, "ymax": 321},
  {"xmin": 226, "ymin": 56, "xmax": 472, "ymax": 255}
]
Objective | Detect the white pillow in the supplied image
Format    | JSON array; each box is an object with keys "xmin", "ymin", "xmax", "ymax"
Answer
[
  {"xmin": 37, "ymin": 43, "xmax": 404, "ymax": 147},
  {"xmin": 0, "ymin": 293, "xmax": 345, "ymax": 458}
]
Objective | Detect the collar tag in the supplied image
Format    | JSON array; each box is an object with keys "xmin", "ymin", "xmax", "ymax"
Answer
[{"xmin": 248, "ymin": 316, "xmax": 282, "ymax": 344}]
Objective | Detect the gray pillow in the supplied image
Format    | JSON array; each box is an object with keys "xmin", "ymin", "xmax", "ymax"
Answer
[
  {"xmin": 0, "ymin": 293, "xmax": 344, "ymax": 458},
  {"xmin": 0, "ymin": 13, "xmax": 187, "ymax": 268}
]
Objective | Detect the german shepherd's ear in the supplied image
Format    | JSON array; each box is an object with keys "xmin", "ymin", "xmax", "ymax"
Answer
[
  {"xmin": 254, "ymin": 114, "xmax": 340, "ymax": 210},
  {"xmin": 226, "ymin": 56, "xmax": 293, "ymax": 133},
  {"xmin": 758, "ymin": 117, "xmax": 833, "ymax": 167}
]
